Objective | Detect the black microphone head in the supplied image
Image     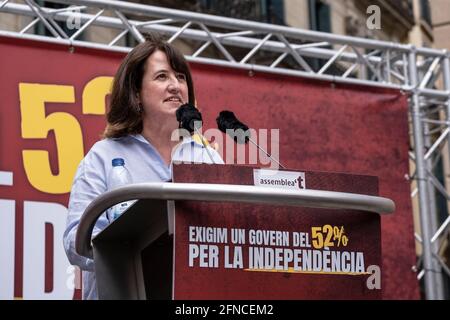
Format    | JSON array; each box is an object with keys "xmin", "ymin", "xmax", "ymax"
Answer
[
  {"xmin": 216, "ymin": 110, "xmax": 250, "ymax": 144},
  {"xmin": 216, "ymin": 110, "xmax": 249, "ymax": 132},
  {"xmin": 176, "ymin": 103, "xmax": 202, "ymax": 133}
]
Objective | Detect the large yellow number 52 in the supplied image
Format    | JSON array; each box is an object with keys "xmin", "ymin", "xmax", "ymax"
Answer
[{"xmin": 19, "ymin": 83, "xmax": 84, "ymax": 194}]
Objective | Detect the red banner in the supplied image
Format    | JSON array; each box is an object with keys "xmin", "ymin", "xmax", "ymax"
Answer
[
  {"xmin": 173, "ymin": 164, "xmax": 382, "ymax": 299},
  {"xmin": 0, "ymin": 35, "xmax": 417, "ymax": 299}
]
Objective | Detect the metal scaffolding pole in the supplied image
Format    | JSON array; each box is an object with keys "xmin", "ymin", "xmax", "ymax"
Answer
[
  {"xmin": 444, "ymin": 54, "xmax": 450, "ymax": 179},
  {"xmin": 443, "ymin": 54, "xmax": 450, "ymax": 296},
  {"xmin": 409, "ymin": 48, "xmax": 439, "ymax": 300},
  {"xmin": 423, "ymin": 120, "xmax": 445, "ymax": 300}
]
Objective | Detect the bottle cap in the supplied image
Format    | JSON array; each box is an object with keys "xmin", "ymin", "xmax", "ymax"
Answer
[{"xmin": 112, "ymin": 158, "xmax": 125, "ymax": 167}]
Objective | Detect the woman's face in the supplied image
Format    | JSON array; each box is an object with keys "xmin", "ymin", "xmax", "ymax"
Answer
[{"xmin": 139, "ymin": 50, "xmax": 188, "ymax": 121}]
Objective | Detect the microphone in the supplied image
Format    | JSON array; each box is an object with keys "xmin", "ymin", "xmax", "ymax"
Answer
[
  {"xmin": 176, "ymin": 103, "xmax": 202, "ymax": 134},
  {"xmin": 216, "ymin": 110, "xmax": 249, "ymax": 144},
  {"xmin": 175, "ymin": 103, "xmax": 216, "ymax": 164},
  {"xmin": 216, "ymin": 110, "xmax": 285, "ymax": 169}
]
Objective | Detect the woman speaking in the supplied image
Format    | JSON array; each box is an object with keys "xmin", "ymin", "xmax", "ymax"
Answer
[{"xmin": 63, "ymin": 32, "xmax": 223, "ymax": 300}]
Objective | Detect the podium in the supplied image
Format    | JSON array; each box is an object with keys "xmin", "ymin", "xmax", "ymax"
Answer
[{"xmin": 75, "ymin": 164, "xmax": 394, "ymax": 299}]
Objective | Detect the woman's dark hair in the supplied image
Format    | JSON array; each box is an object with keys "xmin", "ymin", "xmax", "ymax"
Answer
[{"xmin": 103, "ymin": 32, "xmax": 195, "ymax": 138}]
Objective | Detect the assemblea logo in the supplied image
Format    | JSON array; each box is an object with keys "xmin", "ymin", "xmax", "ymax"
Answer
[{"xmin": 253, "ymin": 169, "xmax": 306, "ymax": 190}]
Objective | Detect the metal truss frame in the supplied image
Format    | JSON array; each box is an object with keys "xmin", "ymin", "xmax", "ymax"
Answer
[{"xmin": 1, "ymin": 0, "xmax": 450, "ymax": 300}]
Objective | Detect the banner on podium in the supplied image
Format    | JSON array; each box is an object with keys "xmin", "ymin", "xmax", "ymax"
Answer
[{"xmin": 173, "ymin": 164, "xmax": 381, "ymax": 299}]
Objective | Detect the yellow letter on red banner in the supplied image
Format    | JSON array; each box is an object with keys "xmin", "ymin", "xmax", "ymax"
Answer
[{"xmin": 19, "ymin": 83, "xmax": 84, "ymax": 194}]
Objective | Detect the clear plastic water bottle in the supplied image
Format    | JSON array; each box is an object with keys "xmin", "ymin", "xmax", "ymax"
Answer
[{"xmin": 107, "ymin": 158, "xmax": 134, "ymax": 222}]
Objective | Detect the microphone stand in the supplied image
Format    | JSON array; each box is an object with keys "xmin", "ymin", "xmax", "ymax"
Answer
[
  {"xmin": 247, "ymin": 137, "xmax": 286, "ymax": 169},
  {"xmin": 193, "ymin": 123, "xmax": 216, "ymax": 164}
]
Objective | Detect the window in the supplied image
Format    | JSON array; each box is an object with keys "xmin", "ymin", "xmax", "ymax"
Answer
[
  {"xmin": 266, "ymin": 0, "xmax": 285, "ymax": 25},
  {"xmin": 35, "ymin": 1, "xmax": 79, "ymax": 39},
  {"xmin": 308, "ymin": 0, "xmax": 332, "ymax": 72},
  {"xmin": 420, "ymin": 0, "xmax": 432, "ymax": 26},
  {"xmin": 308, "ymin": 0, "xmax": 331, "ymax": 33},
  {"xmin": 200, "ymin": 0, "xmax": 284, "ymax": 25}
]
